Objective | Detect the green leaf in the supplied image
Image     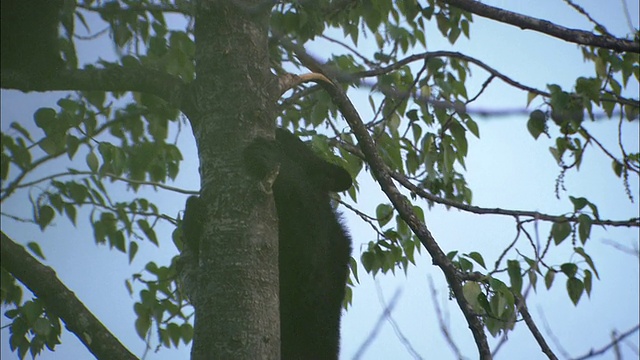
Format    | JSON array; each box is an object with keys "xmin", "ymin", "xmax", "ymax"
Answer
[
  {"xmin": 48, "ymin": 193, "xmax": 63, "ymax": 212},
  {"xmin": 569, "ymin": 196, "xmax": 588, "ymax": 211},
  {"xmin": 412, "ymin": 205, "xmax": 425, "ymax": 223},
  {"xmin": 611, "ymin": 160, "xmax": 623, "ymax": 177},
  {"xmin": 27, "ymin": 242, "xmax": 46, "ymax": 260},
  {"xmin": 86, "ymin": 151, "xmax": 100, "ymax": 173},
  {"xmin": 466, "ymin": 252, "xmax": 486, "ymax": 269},
  {"xmin": 145, "ymin": 262, "xmax": 158, "ymax": 274},
  {"xmin": 10, "ymin": 122, "xmax": 34, "ymax": 142},
  {"xmin": 111, "ymin": 231, "xmax": 126, "ymax": 253},
  {"xmin": 462, "ymin": 281, "xmax": 482, "ymax": 312},
  {"xmin": 167, "ymin": 322, "xmax": 181, "ymax": 347},
  {"xmin": 129, "ymin": 241, "xmax": 139, "ymax": 264},
  {"xmin": 32, "ymin": 317, "xmax": 51, "ymax": 336},
  {"xmin": 583, "ymin": 269, "xmax": 593, "ymax": 296},
  {"xmin": 137, "ymin": 219, "xmax": 159, "ymax": 246},
  {"xmin": 64, "ymin": 203, "xmax": 77, "ymax": 226},
  {"xmin": 375, "ymin": 204, "xmax": 394, "ymax": 227},
  {"xmin": 39, "ymin": 137, "xmax": 59, "ymax": 155},
  {"xmin": 37, "ymin": 205, "xmax": 55, "ymax": 230},
  {"xmin": 587, "ymin": 202, "xmax": 600, "ymax": 220},
  {"xmin": 560, "ymin": 263, "xmax": 578, "ymax": 278},
  {"xmin": 181, "ymin": 323, "xmax": 194, "ymax": 344},
  {"xmin": 124, "ymin": 280, "xmax": 133, "ymax": 296},
  {"xmin": 528, "ymin": 270, "xmax": 538, "ymax": 291},
  {"xmin": 507, "ymin": 260, "xmax": 522, "ymax": 293},
  {"xmin": 84, "ymin": 91, "xmax": 106, "ymax": 109},
  {"xmin": 349, "ymin": 257, "xmax": 359, "ymax": 284},
  {"xmin": 577, "ymin": 214, "xmax": 592, "ymax": 244},
  {"xmin": 574, "ymin": 247, "xmax": 600, "ymax": 279},
  {"xmin": 34, "ymin": 108, "xmax": 57, "ymax": 132},
  {"xmin": 449, "ymin": 121, "xmax": 468, "ymax": 157},
  {"xmin": 23, "ymin": 300, "xmax": 43, "ymax": 323},
  {"xmin": 135, "ymin": 316, "xmax": 151, "ymax": 339},
  {"xmin": 458, "ymin": 257, "xmax": 473, "ymax": 272},
  {"xmin": 68, "ymin": 182, "xmax": 88, "ymax": 203},
  {"xmin": 551, "ymin": 219, "xmax": 571, "ymax": 245},
  {"xmin": 361, "ymin": 250, "xmax": 376, "ymax": 274},
  {"xmin": 566, "ymin": 277, "xmax": 584, "ymax": 305},
  {"xmin": 466, "ymin": 118, "xmax": 479, "ymax": 138},
  {"xmin": 66, "ymin": 135, "xmax": 80, "ymax": 159},
  {"xmin": 1, "ymin": 153, "xmax": 10, "ymax": 180},
  {"xmin": 527, "ymin": 110, "xmax": 546, "ymax": 139}
]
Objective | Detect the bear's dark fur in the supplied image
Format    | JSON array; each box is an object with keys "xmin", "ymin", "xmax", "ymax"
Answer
[
  {"xmin": 243, "ymin": 128, "xmax": 352, "ymax": 360},
  {"xmin": 1, "ymin": 0, "xmax": 64, "ymax": 76}
]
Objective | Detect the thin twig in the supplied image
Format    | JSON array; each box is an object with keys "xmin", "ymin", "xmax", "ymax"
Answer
[
  {"xmin": 572, "ymin": 324, "xmax": 640, "ymax": 360},
  {"xmin": 428, "ymin": 277, "xmax": 464, "ymax": 359},
  {"xmin": 562, "ymin": 0, "xmax": 613, "ymax": 37},
  {"xmin": 375, "ymin": 283, "xmax": 424, "ymax": 359},
  {"xmin": 353, "ymin": 288, "xmax": 403, "ymax": 360}
]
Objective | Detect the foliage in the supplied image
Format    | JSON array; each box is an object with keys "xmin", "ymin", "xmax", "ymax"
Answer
[
  {"xmin": 4, "ymin": 299, "xmax": 61, "ymax": 360},
  {"xmin": 1, "ymin": 0, "xmax": 638, "ymax": 358}
]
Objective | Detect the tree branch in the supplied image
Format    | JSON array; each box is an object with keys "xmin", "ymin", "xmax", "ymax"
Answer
[
  {"xmin": 338, "ymin": 140, "xmax": 639, "ymax": 228},
  {"xmin": 0, "ymin": 231, "xmax": 138, "ymax": 360},
  {"xmin": 440, "ymin": 0, "xmax": 639, "ymax": 53},
  {"xmin": 572, "ymin": 324, "xmax": 640, "ymax": 360},
  {"xmin": 353, "ymin": 51, "xmax": 638, "ymax": 107},
  {"xmin": 389, "ymin": 170, "xmax": 639, "ymax": 228},
  {"xmin": 515, "ymin": 294, "xmax": 559, "ymax": 360},
  {"xmin": 0, "ymin": 67, "xmax": 192, "ymax": 114}
]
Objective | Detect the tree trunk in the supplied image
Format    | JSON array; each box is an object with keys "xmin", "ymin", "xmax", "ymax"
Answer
[{"xmin": 190, "ymin": 1, "xmax": 280, "ymax": 358}]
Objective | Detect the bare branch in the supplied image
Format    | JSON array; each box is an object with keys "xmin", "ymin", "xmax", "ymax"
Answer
[
  {"xmin": 440, "ymin": 0, "xmax": 639, "ymax": 53},
  {"xmin": 572, "ymin": 324, "xmax": 640, "ymax": 360},
  {"xmin": 0, "ymin": 231, "xmax": 138, "ymax": 360},
  {"xmin": 389, "ymin": 170, "xmax": 639, "ymax": 228},
  {"xmin": 353, "ymin": 288, "xmax": 403, "ymax": 360},
  {"xmin": 375, "ymin": 283, "xmax": 423, "ymax": 359},
  {"xmin": 601, "ymin": 238, "xmax": 640, "ymax": 258},
  {"xmin": 620, "ymin": 0, "xmax": 637, "ymax": 34},
  {"xmin": 515, "ymin": 294, "xmax": 559, "ymax": 360},
  {"xmin": 428, "ymin": 277, "xmax": 464, "ymax": 359},
  {"xmin": 562, "ymin": 0, "xmax": 613, "ymax": 37}
]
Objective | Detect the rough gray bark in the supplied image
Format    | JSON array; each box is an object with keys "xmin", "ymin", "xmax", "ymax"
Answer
[{"xmin": 189, "ymin": 0, "xmax": 280, "ymax": 358}]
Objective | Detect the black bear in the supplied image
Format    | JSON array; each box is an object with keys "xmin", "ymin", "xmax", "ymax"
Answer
[
  {"xmin": 244, "ymin": 128, "xmax": 352, "ymax": 360},
  {"xmin": 182, "ymin": 128, "xmax": 352, "ymax": 359},
  {"xmin": 1, "ymin": 0, "xmax": 64, "ymax": 76}
]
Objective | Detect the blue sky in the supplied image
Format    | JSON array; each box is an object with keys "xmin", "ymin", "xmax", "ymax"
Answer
[{"xmin": 1, "ymin": 1, "xmax": 638, "ymax": 359}]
